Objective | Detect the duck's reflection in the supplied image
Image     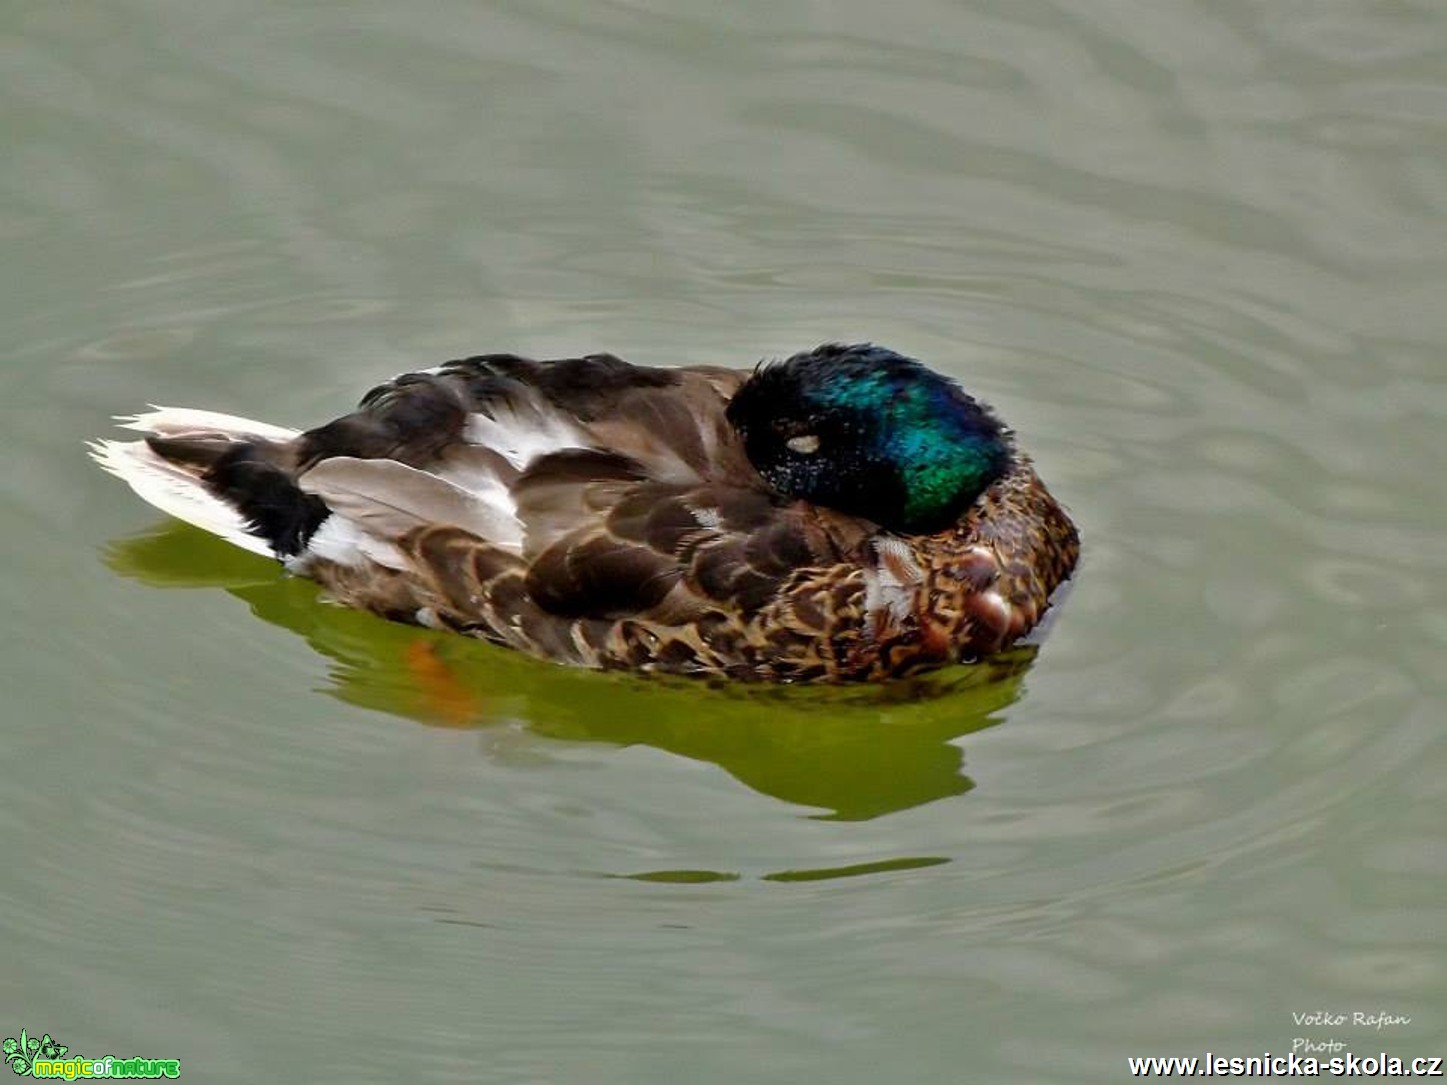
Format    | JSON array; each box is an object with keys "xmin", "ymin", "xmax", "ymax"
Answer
[{"xmin": 108, "ymin": 522, "xmax": 1042, "ymax": 821}]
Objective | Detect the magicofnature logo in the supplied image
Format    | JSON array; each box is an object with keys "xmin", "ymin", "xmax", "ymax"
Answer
[{"xmin": 3, "ymin": 1031, "xmax": 178, "ymax": 1080}]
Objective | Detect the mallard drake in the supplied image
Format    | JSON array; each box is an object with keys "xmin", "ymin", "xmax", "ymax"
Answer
[{"xmin": 91, "ymin": 343, "xmax": 1078, "ymax": 682}]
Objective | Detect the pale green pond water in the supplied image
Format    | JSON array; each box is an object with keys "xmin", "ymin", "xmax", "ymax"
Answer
[{"xmin": 3, "ymin": 2, "xmax": 1445, "ymax": 1081}]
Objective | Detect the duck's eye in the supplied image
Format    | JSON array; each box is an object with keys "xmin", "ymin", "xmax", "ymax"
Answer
[{"xmin": 785, "ymin": 433, "xmax": 821, "ymax": 455}]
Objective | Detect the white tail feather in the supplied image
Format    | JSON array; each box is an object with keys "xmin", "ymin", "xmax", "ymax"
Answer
[
  {"xmin": 115, "ymin": 406, "xmax": 299, "ymax": 442},
  {"xmin": 89, "ymin": 406, "xmax": 299, "ymax": 559},
  {"xmin": 89, "ymin": 438, "xmax": 273, "ymax": 557}
]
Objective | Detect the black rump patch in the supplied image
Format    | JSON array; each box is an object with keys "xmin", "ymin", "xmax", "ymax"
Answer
[{"xmin": 197, "ymin": 444, "xmax": 330, "ymax": 556}]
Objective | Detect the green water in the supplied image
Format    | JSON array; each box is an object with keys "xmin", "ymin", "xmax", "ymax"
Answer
[{"xmin": 3, "ymin": 1, "xmax": 1444, "ymax": 1081}]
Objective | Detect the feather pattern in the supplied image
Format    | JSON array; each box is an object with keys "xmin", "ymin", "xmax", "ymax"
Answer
[{"xmin": 92, "ymin": 346, "xmax": 1079, "ymax": 682}]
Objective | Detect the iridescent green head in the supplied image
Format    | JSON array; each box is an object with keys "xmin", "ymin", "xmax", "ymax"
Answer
[{"xmin": 726, "ymin": 343, "xmax": 1013, "ymax": 534}]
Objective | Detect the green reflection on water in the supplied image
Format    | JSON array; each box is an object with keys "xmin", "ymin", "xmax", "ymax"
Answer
[{"xmin": 109, "ymin": 522, "xmax": 1041, "ymax": 821}]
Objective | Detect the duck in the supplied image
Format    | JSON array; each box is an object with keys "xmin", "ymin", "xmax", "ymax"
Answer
[{"xmin": 91, "ymin": 343, "xmax": 1079, "ymax": 682}]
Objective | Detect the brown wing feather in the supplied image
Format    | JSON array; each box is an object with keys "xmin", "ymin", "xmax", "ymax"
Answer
[
  {"xmin": 509, "ymin": 449, "xmax": 651, "ymax": 559},
  {"xmin": 578, "ymin": 368, "xmax": 751, "ymax": 482},
  {"xmin": 518, "ymin": 479, "xmax": 859, "ymax": 624}
]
